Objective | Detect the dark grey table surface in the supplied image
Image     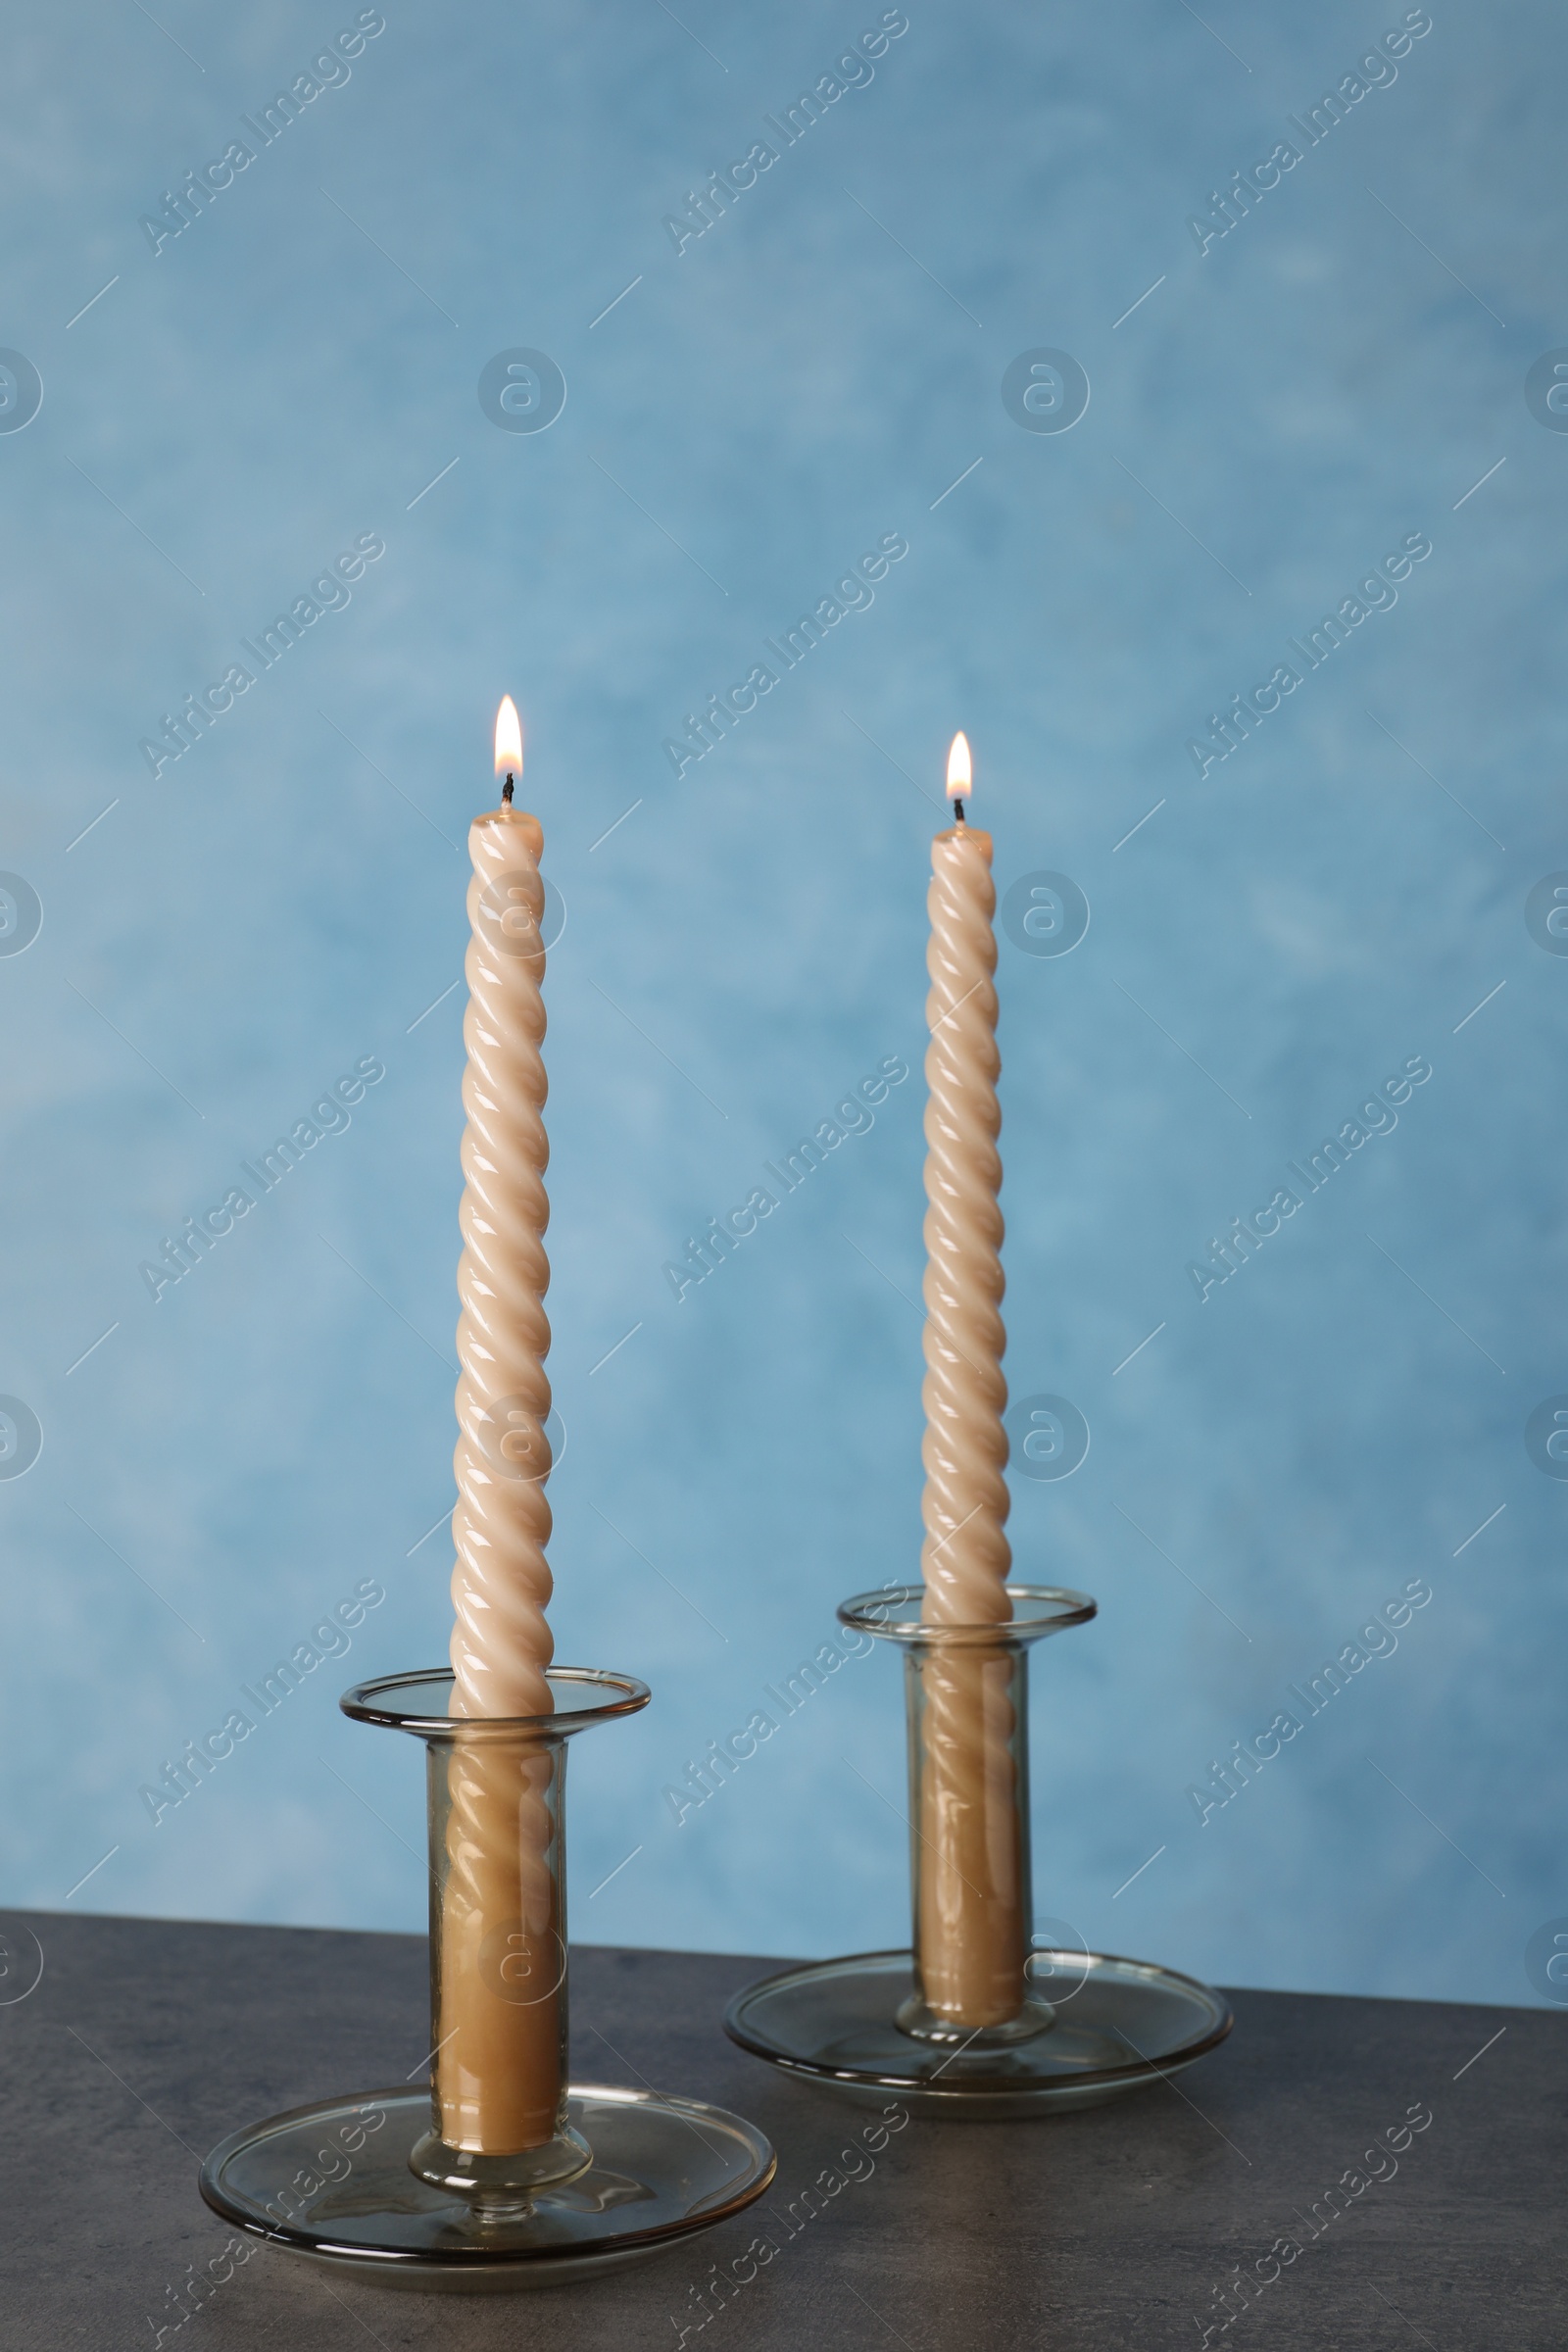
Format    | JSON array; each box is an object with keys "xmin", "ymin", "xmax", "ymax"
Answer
[{"xmin": 2, "ymin": 1909, "xmax": 1559, "ymax": 2350}]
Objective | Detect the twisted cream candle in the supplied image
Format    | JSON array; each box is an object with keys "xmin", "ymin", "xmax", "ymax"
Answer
[
  {"xmin": 919, "ymin": 731, "xmax": 1010, "ymax": 1618},
  {"xmin": 451, "ymin": 697, "xmax": 554, "ymax": 1725},
  {"xmin": 439, "ymin": 697, "xmax": 562, "ymax": 2152},
  {"xmin": 917, "ymin": 732, "xmax": 1025, "ymax": 2027}
]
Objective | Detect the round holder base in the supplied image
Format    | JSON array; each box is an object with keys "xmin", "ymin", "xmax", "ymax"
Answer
[
  {"xmin": 724, "ymin": 1948, "xmax": 1232, "ymax": 2117},
  {"xmin": 200, "ymin": 2084, "xmax": 776, "ymax": 2291}
]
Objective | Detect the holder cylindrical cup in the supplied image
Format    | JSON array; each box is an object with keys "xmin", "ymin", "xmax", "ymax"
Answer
[
  {"xmin": 901, "ymin": 1632, "xmax": 1042, "ymax": 2041},
  {"xmin": 841, "ymin": 1585, "xmax": 1098, "ymax": 2045},
  {"xmin": 421, "ymin": 1726, "xmax": 578, "ymax": 2193},
  {"xmin": 342, "ymin": 1666, "xmax": 650, "ymax": 2201}
]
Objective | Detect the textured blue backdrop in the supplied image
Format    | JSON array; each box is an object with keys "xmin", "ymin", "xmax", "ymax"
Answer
[{"xmin": 0, "ymin": 0, "xmax": 1561, "ymax": 2011}]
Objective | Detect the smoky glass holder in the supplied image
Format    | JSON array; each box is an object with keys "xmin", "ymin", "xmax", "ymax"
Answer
[
  {"xmin": 724, "ymin": 1586, "xmax": 1233, "ymax": 2117},
  {"xmin": 200, "ymin": 1668, "xmax": 775, "ymax": 2291}
]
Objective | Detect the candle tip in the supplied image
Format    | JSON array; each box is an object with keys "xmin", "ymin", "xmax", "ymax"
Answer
[{"xmin": 502, "ymin": 774, "xmax": 514, "ymax": 805}]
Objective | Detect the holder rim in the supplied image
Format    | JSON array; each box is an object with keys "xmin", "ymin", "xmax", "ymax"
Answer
[
  {"xmin": 340, "ymin": 1664, "xmax": 652, "ymax": 1739},
  {"xmin": 838, "ymin": 1582, "xmax": 1098, "ymax": 1646}
]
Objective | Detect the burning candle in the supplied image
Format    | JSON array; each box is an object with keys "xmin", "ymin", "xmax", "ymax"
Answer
[
  {"xmin": 438, "ymin": 696, "xmax": 562, "ymax": 2154},
  {"xmin": 450, "ymin": 694, "xmax": 555, "ymax": 1723},
  {"xmin": 917, "ymin": 732, "xmax": 1024, "ymax": 2027},
  {"xmin": 919, "ymin": 731, "xmax": 1011, "ymax": 1622}
]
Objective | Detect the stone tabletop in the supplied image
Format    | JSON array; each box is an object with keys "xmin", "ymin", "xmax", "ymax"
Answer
[{"xmin": 3, "ymin": 1910, "xmax": 1558, "ymax": 2349}]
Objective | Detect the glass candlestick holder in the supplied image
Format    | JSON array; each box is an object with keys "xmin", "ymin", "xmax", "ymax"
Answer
[
  {"xmin": 200, "ymin": 1667, "xmax": 775, "ymax": 2290},
  {"xmin": 724, "ymin": 1586, "xmax": 1233, "ymax": 2117}
]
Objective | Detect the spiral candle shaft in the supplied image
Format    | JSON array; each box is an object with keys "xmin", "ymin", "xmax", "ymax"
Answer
[
  {"xmin": 440, "ymin": 805, "xmax": 562, "ymax": 2152},
  {"xmin": 917, "ymin": 820, "xmax": 1026, "ymax": 2027}
]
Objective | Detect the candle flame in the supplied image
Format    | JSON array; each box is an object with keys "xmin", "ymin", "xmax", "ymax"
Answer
[
  {"xmin": 494, "ymin": 696, "xmax": 523, "ymax": 780},
  {"xmin": 946, "ymin": 731, "xmax": 972, "ymax": 799}
]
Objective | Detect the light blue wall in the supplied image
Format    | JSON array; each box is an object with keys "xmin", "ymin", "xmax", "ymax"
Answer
[{"xmin": 0, "ymin": 0, "xmax": 1561, "ymax": 2010}]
